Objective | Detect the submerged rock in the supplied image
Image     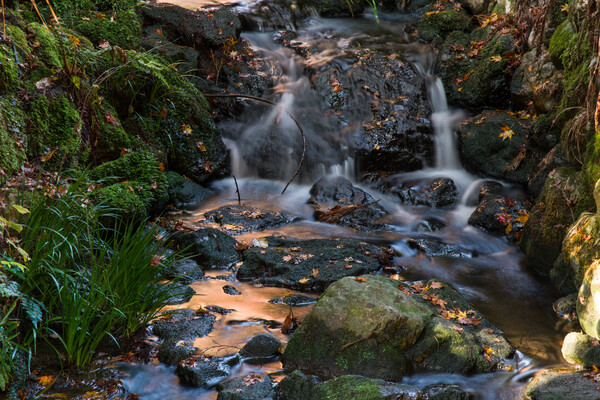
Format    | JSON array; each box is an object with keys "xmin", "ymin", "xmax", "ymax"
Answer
[
  {"xmin": 177, "ymin": 354, "xmax": 240, "ymax": 388},
  {"xmin": 379, "ymin": 176, "xmax": 458, "ymax": 208},
  {"xmin": 157, "ymin": 340, "xmax": 196, "ymax": 366},
  {"xmin": 222, "ymin": 284, "xmax": 242, "ymax": 296},
  {"xmin": 282, "ymin": 276, "xmax": 515, "ymax": 380},
  {"xmin": 216, "ymin": 374, "xmax": 275, "ymax": 400},
  {"xmin": 308, "ymin": 176, "xmax": 388, "ymax": 232},
  {"xmin": 525, "ymin": 366, "xmax": 600, "ymax": 400},
  {"xmin": 237, "ymin": 236, "xmax": 387, "ymax": 291},
  {"xmin": 173, "ymin": 228, "xmax": 240, "ymax": 269},
  {"xmin": 152, "ymin": 309, "xmax": 215, "ymax": 341},
  {"xmin": 162, "ymin": 283, "xmax": 195, "ymax": 305},
  {"xmin": 165, "ymin": 259, "xmax": 205, "ymax": 285},
  {"xmin": 562, "ymin": 332, "xmax": 600, "ymax": 367}
]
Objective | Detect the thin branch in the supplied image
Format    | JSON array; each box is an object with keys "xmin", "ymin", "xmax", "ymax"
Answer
[
  {"xmin": 204, "ymin": 93, "xmax": 306, "ymax": 195},
  {"xmin": 232, "ymin": 174, "xmax": 241, "ymax": 206}
]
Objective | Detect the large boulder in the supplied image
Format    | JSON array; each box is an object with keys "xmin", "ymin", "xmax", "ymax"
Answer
[
  {"xmin": 237, "ymin": 236, "xmax": 387, "ymax": 291},
  {"xmin": 216, "ymin": 374, "xmax": 275, "ymax": 400},
  {"xmin": 525, "ymin": 366, "xmax": 600, "ymax": 400},
  {"xmin": 510, "ymin": 49, "xmax": 561, "ymax": 113},
  {"xmin": 173, "ymin": 228, "xmax": 240, "ymax": 269},
  {"xmin": 577, "ymin": 260, "xmax": 600, "ymax": 340},
  {"xmin": 281, "ymin": 276, "xmax": 515, "ymax": 380},
  {"xmin": 562, "ymin": 331, "xmax": 600, "ymax": 367}
]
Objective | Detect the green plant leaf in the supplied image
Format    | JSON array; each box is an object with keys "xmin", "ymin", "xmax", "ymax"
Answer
[
  {"xmin": 11, "ymin": 204, "xmax": 30, "ymax": 215},
  {"xmin": 0, "ymin": 260, "xmax": 27, "ymax": 272}
]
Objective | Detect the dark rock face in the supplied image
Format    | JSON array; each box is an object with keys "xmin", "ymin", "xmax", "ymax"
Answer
[
  {"xmin": 275, "ymin": 370, "xmax": 320, "ymax": 400},
  {"xmin": 458, "ymin": 111, "xmax": 540, "ymax": 184},
  {"xmin": 139, "ymin": 3, "xmax": 242, "ymax": 49},
  {"xmin": 205, "ymin": 305, "xmax": 235, "ymax": 315},
  {"xmin": 177, "ymin": 354, "xmax": 240, "ymax": 388},
  {"xmin": 166, "ymin": 171, "xmax": 213, "ymax": 210},
  {"xmin": 282, "ymin": 276, "xmax": 515, "ymax": 380},
  {"xmin": 216, "ymin": 374, "xmax": 275, "ymax": 400},
  {"xmin": 222, "ymin": 284, "xmax": 242, "ymax": 296},
  {"xmin": 162, "ymin": 283, "xmax": 196, "ymax": 305},
  {"xmin": 379, "ymin": 176, "xmax": 458, "ymax": 208},
  {"xmin": 204, "ymin": 205, "xmax": 298, "ymax": 233},
  {"xmin": 308, "ymin": 176, "xmax": 388, "ymax": 231},
  {"xmin": 152, "ymin": 309, "xmax": 215, "ymax": 341},
  {"xmin": 296, "ymin": 0, "xmax": 364, "ymax": 17},
  {"xmin": 165, "ymin": 259, "xmax": 205, "ymax": 284},
  {"xmin": 237, "ymin": 236, "xmax": 387, "ymax": 291},
  {"xmin": 269, "ymin": 293, "xmax": 319, "ymax": 306},
  {"xmin": 173, "ymin": 228, "xmax": 240, "ymax": 269},
  {"xmin": 240, "ymin": 334, "xmax": 281, "ymax": 363},
  {"xmin": 401, "ymin": 237, "xmax": 476, "ymax": 258}
]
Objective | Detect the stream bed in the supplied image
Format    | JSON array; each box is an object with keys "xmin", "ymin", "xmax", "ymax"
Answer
[{"xmin": 120, "ymin": 2, "xmax": 568, "ymax": 399}]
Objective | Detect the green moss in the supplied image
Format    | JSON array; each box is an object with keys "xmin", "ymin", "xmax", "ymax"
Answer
[
  {"xmin": 29, "ymin": 22, "xmax": 62, "ymax": 69},
  {"xmin": 6, "ymin": 25, "xmax": 30, "ymax": 56},
  {"xmin": 73, "ymin": 8, "xmax": 142, "ymax": 48},
  {"xmin": 89, "ymin": 182, "xmax": 146, "ymax": 221},
  {"xmin": 0, "ymin": 44, "xmax": 19, "ymax": 91},
  {"xmin": 413, "ymin": 11, "xmax": 473, "ymax": 43},
  {"xmin": 0, "ymin": 98, "xmax": 27, "ymax": 184},
  {"xmin": 89, "ymin": 151, "xmax": 168, "ymax": 214},
  {"xmin": 312, "ymin": 376, "xmax": 389, "ymax": 400},
  {"xmin": 583, "ymin": 130, "xmax": 600, "ymax": 188},
  {"xmin": 93, "ymin": 103, "xmax": 131, "ymax": 162},
  {"xmin": 26, "ymin": 94, "xmax": 82, "ymax": 167}
]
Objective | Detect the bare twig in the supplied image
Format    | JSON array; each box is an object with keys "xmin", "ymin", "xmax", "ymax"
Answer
[
  {"xmin": 232, "ymin": 174, "xmax": 241, "ymax": 206},
  {"xmin": 204, "ymin": 93, "xmax": 306, "ymax": 195}
]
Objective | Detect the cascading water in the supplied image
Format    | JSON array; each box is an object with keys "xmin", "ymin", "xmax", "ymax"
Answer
[{"xmin": 119, "ymin": 4, "xmax": 567, "ymax": 400}]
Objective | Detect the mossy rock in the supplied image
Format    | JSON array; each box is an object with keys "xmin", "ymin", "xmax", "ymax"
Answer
[
  {"xmin": 72, "ymin": 8, "xmax": 142, "ymax": 48},
  {"xmin": 282, "ymin": 276, "xmax": 515, "ymax": 380},
  {"xmin": 89, "ymin": 151, "xmax": 168, "ymax": 216},
  {"xmin": 577, "ymin": 260, "xmax": 600, "ymax": 340},
  {"xmin": 28, "ymin": 22, "xmax": 62, "ymax": 69},
  {"xmin": 583, "ymin": 129, "xmax": 600, "ymax": 188},
  {"xmin": 295, "ymin": 0, "xmax": 365, "ymax": 17},
  {"xmin": 0, "ymin": 98, "xmax": 27, "ymax": 184},
  {"xmin": 89, "ymin": 182, "xmax": 146, "ymax": 221},
  {"xmin": 311, "ymin": 375, "xmax": 421, "ymax": 400},
  {"xmin": 520, "ymin": 167, "xmax": 593, "ymax": 280},
  {"xmin": 525, "ymin": 366, "xmax": 600, "ymax": 400},
  {"xmin": 26, "ymin": 94, "xmax": 83, "ymax": 167},
  {"xmin": 92, "ymin": 102, "xmax": 131, "ymax": 162},
  {"xmin": 551, "ymin": 213, "xmax": 600, "ymax": 293},
  {"xmin": 562, "ymin": 331, "xmax": 600, "ymax": 367},
  {"xmin": 410, "ymin": 11, "xmax": 473, "ymax": 44},
  {"xmin": 0, "ymin": 43, "xmax": 19, "ymax": 91}
]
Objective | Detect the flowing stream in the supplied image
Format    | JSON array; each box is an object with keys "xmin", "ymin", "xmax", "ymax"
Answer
[{"xmin": 120, "ymin": 3, "xmax": 568, "ymax": 399}]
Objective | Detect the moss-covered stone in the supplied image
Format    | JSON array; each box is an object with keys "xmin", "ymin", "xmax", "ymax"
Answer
[
  {"xmin": 72, "ymin": 8, "xmax": 142, "ymax": 48},
  {"xmin": 92, "ymin": 102, "xmax": 131, "ymax": 162},
  {"xmin": 29, "ymin": 22, "xmax": 62, "ymax": 69},
  {"xmin": 410, "ymin": 11, "xmax": 473, "ymax": 44},
  {"xmin": 520, "ymin": 167, "xmax": 593, "ymax": 280},
  {"xmin": 525, "ymin": 366, "xmax": 600, "ymax": 400},
  {"xmin": 0, "ymin": 98, "xmax": 27, "ymax": 184},
  {"xmin": 296, "ymin": 0, "xmax": 364, "ymax": 17},
  {"xmin": 26, "ymin": 94, "xmax": 82, "ymax": 167},
  {"xmin": 0, "ymin": 43, "xmax": 19, "ymax": 91},
  {"xmin": 562, "ymin": 331, "xmax": 600, "ymax": 367},
  {"xmin": 6, "ymin": 25, "xmax": 29, "ymax": 55},
  {"xmin": 89, "ymin": 151, "xmax": 168, "ymax": 216},
  {"xmin": 89, "ymin": 182, "xmax": 146, "ymax": 221},
  {"xmin": 577, "ymin": 260, "xmax": 600, "ymax": 339},
  {"xmin": 311, "ymin": 375, "xmax": 420, "ymax": 400}
]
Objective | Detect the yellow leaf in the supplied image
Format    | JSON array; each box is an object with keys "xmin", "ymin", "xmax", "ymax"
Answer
[
  {"xmin": 39, "ymin": 375, "xmax": 54, "ymax": 387},
  {"xmin": 505, "ymin": 222, "xmax": 512, "ymax": 234},
  {"xmin": 12, "ymin": 204, "xmax": 30, "ymax": 214},
  {"xmin": 491, "ymin": 55, "xmax": 502, "ymax": 62},
  {"xmin": 181, "ymin": 124, "xmax": 193, "ymax": 136},
  {"xmin": 458, "ymin": 87, "xmax": 463, "ymax": 92},
  {"xmin": 374, "ymin": 144, "xmax": 380, "ymax": 150},
  {"xmin": 299, "ymin": 278, "xmax": 310, "ymax": 284},
  {"xmin": 498, "ymin": 126, "xmax": 515, "ymax": 141},
  {"xmin": 515, "ymin": 213, "xmax": 529, "ymax": 224},
  {"xmin": 196, "ymin": 141, "xmax": 207, "ymax": 152},
  {"xmin": 311, "ymin": 268, "xmax": 319, "ymax": 278},
  {"xmin": 561, "ymin": 4, "xmax": 568, "ymax": 12}
]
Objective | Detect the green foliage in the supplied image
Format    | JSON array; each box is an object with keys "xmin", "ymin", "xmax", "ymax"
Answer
[
  {"xmin": 0, "ymin": 44, "xmax": 19, "ymax": 91},
  {"xmin": 0, "ymin": 98, "xmax": 27, "ymax": 186},
  {"xmin": 72, "ymin": 8, "xmax": 142, "ymax": 48}
]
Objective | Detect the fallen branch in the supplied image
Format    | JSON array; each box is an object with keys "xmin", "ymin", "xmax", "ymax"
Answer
[{"xmin": 205, "ymin": 93, "xmax": 306, "ymax": 195}]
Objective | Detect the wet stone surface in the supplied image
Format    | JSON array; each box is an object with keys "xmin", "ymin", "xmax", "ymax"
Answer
[
  {"xmin": 379, "ymin": 176, "xmax": 458, "ymax": 208},
  {"xmin": 203, "ymin": 205, "xmax": 299, "ymax": 233},
  {"xmin": 152, "ymin": 309, "xmax": 215, "ymax": 341}
]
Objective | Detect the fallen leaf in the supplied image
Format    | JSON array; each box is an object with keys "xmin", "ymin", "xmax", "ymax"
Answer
[
  {"xmin": 429, "ymin": 281, "xmax": 444, "ymax": 289},
  {"xmin": 498, "ymin": 125, "xmax": 515, "ymax": 141},
  {"xmin": 354, "ymin": 277, "xmax": 367, "ymax": 282},
  {"xmin": 311, "ymin": 268, "xmax": 319, "ymax": 278},
  {"xmin": 281, "ymin": 308, "xmax": 298, "ymax": 334},
  {"xmin": 38, "ymin": 375, "xmax": 54, "ymax": 387},
  {"xmin": 251, "ymin": 238, "xmax": 269, "ymax": 248},
  {"xmin": 491, "ymin": 55, "xmax": 502, "ymax": 62},
  {"xmin": 282, "ymin": 255, "xmax": 293, "ymax": 262},
  {"xmin": 299, "ymin": 278, "xmax": 310, "ymax": 284}
]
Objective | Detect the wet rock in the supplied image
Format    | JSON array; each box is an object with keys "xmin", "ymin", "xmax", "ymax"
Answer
[
  {"xmin": 468, "ymin": 184, "xmax": 531, "ymax": 242},
  {"xmin": 308, "ymin": 176, "xmax": 388, "ymax": 231},
  {"xmin": 269, "ymin": 293, "xmax": 319, "ymax": 306},
  {"xmin": 204, "ymin": 205, "xmax": 298, "ymax": 233},
  {"xmin": 273, "ymin": 30, "xmax": 298, "ymax": 44},
  {"xmin": 162, "ymin": 283, "xmax": 195, "ymax": 305},
  {"xmin": 165, "ymin": 259, "xmax": 205, "ymax": 284},
  {"xmin": 520, "ymin": 167, "xmax": 593, "ymax": 280},
  {"xmin": 216, "ymin": 374, "xmax": 275, "ymax": 400},
  {"xmin": 402, "ymin": 237, "xmax": 475, "ymax": 258},
  {"xmin": 237, "ymin": 236, "xmax": 387, "ymax": 291},
  {"xmin": 436, "ymin": 30, "xmax": 517, "ymax": 109},
  {"xmin": 562, "ymin": 332, "xmax": 600, "ymax": 367},
  {"xmin": 282, "ymin": 276, "xmax": 515, "ymax": 380},
  {"xmin": 525, "ymin": 366, "xmax": 600, "ymax": 400},
  {"xmin": 157, "ymin": 340, "xmax": 196, "ymax": 366},
  {"xmin": 311, "ymin": 375, "xmax": 422, "ymax": 399},
  {"xmin": 222, "ymin": 284, "xmax": 242, "ymax": 296},
  {"xmin": 166, "ymin": 171, "xmax": 213, "ymax": 210},
  {"xmin": 527, "ymin": 144, "xmax": 570, "ymax": 199},
  {"xmin": 407, "ymin": 10, "xmax": 474, "ymax": 44},
  {"xmin": 297, "ymin": 0, "xmax": 364, "ymax": 17},
  {"xmin": 553, "ymin": 294, "xmax": 578, "ymax": 323},
  {"xmin": 238, "ymin": 0, "xmax": 306, "ymax": 31},
  {"xmin": 552, "ymin": 212, "xmax": 600, "ymax": 294},
  {"xmin": 139, "ymin": 3, "xmax": 242, "ymax": 49},
  {"xmin": 424, "ymin": 384, "xmax": 471, "ymax": 400},
  {"xmin": 510, "ymin": 49, "xmax": 561, "ymax": 113},
  {"xmin": 412, "ymin": 217, "xmax": 446, "ymax": 232},
  {"xmin": 276, "ymin": 370, "xmax": 320, "ymax": 400},
  {"xmin": 379, "ymin": 176, "xmax": 458, "ymax": 208},
  {"xmin": 173, "ymin": 228, "xmax": 240, "ymax": 269},
  {"xmin": 152, "ymin": 309, "xmax": 215, "ymax": 341},
  {"xmin": 240, "ymin": 334, "xmax": 281, "ymax": 363},
  {"xmin": 140, "ymin": 26, "xmax": 199, "ymax": 71},
  {"xmin": 205, "ymin": 305, "xmax": 234, "ymax": 315},
  {"xmin": 458, "ymin": 111, "xmax": 538, "ymax": 184},
  {"xmin": 577, "ymin": 260, "xmax": 600, "ymax": 339},
  {"xmin": 177, "ymin": 354, "xmax": 240, "ymax": 388}
]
